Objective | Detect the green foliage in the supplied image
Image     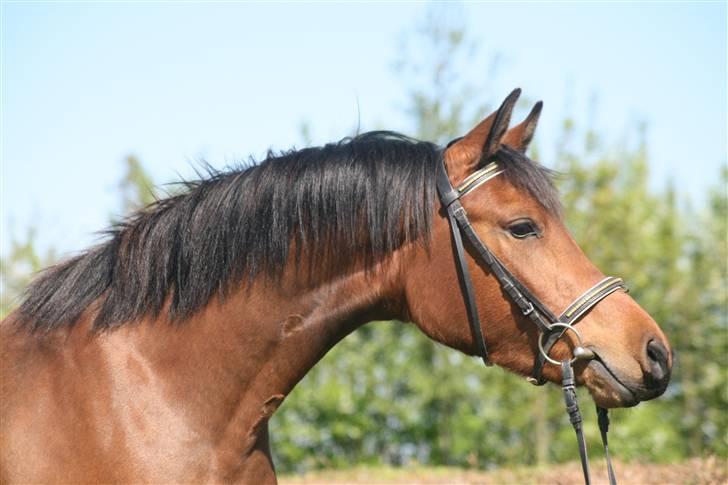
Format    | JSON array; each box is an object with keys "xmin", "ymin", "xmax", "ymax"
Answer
[
  {"xmin": 119, "ymin": 154, "xmax": 157, "ymax": 213},
  {"xmin": 392, "ymin": 5, "xmax": 499, "ymax": 143},
  {"xmin": 0, "ymin": 229, "xmax": 56, "ymax": 318},
  {"xmin": 271, "ymin": 10, "xmax": 727, "ymax": 473},
  {"xmin": 0, "ymin": 155, "xmax": 155, "ymax": 319},
  {"xmin": 556, "ymin": 122, "xmax": 728, "ymax": 460},
  {"xmin": 1, "ymin": 11, "xmax": 725, "ymax": 474},
  {"xmin": 270, "ymin": 125, "xmax": 727, "ymax": 472}
]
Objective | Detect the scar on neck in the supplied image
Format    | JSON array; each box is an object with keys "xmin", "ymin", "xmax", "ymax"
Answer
[
  {"xmin": 242, "ymin": 394, "xmax": 285, "ymax": 457},
  {"xmin": 252, "ymin": 395, "xmax": 284, "ymax": 434},
  {"xmin": 282, "ymin": 314, "xmax": 304, "ymax": 336}
]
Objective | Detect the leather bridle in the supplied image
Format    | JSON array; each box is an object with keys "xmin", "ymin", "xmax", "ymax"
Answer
[{"xmin": 436, "ymin": 155, "xmax": 625, "ymax": 485}]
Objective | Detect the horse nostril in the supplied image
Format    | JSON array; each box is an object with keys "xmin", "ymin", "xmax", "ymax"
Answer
[{"xmin": 645, "ymin": 339, "xmax": 671, "ymax": 388}]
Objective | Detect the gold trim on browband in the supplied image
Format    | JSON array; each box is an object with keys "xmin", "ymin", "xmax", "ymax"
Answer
[{"xmin": 456, "ymin": 162, "xmax": 503, "ymax": 197}]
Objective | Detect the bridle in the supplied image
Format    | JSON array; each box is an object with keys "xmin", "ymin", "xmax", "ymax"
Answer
[{"xmin": 436, "ymin": 154, "xmax": 625, "ymax": 485}]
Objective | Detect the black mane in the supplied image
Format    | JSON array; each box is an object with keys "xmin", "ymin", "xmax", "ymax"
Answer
[{"xmin": 17, "ymin": 132, "xmax": 559, "ymax": 331}]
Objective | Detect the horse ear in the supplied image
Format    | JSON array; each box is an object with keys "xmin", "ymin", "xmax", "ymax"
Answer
[
  {"xmin": 503, "ymin": 101, "xmax": 543, "ymax": 153},
  {"xmin": 444, "ymin": 88, "xmax": 521, "ymax": 185}
]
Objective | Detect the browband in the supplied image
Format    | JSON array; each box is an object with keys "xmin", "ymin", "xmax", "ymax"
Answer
[{"xmin": 456, "ymin": 163, "xmax": 504, "ymax": 198}]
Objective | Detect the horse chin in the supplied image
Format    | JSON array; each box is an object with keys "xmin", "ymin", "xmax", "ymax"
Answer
[{"xmin": 582, "ymin": 355, "xmax": 640, "ymax": 409}]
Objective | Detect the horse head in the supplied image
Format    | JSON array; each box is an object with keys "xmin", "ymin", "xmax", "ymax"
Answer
[{"xmin": 404, "ymin": 89, "xmax": 672, "ymax": 408}]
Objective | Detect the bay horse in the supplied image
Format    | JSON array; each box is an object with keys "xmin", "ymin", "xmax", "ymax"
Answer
[{"xmin": 1, "ymin": 89, "xmax": 671, "ymax": 484}]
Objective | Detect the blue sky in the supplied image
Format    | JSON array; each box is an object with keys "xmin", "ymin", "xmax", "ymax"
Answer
[{"xmin": 2, "ymin": 1, "xmax": 726, "ymax": 257}]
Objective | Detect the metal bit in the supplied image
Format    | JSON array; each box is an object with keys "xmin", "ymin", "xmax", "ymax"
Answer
[{"xmin": 573, "ymin": 346, "xmax": 595, "ymax": 361}]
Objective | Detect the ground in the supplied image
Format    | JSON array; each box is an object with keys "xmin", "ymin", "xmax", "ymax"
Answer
[{"xmin": 281, "ymin": 456, "xmax": 726, "ymax": 484}]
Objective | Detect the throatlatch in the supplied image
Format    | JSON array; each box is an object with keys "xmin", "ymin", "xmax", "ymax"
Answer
[{"xmin": 436, "ymin": 157, "xmax": 623, "ymax": 485}]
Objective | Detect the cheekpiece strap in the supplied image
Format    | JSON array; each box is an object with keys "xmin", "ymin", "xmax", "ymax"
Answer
[{"xmin": 436, "ymin": 161, "xmax": 491, "ymax": 366}]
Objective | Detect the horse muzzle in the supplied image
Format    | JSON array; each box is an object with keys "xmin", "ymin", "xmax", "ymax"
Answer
[{"xmin": 583, "ymin": 342, "xmax": 672, "ymax": 408}]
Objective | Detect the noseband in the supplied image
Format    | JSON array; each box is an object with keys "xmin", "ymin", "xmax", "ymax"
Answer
[{"xmin": 436, "ymin": 157, "xmax": 625, "ymax": 485}]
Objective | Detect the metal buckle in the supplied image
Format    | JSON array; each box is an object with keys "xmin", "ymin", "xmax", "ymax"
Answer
[{"xmin": 521, "ymin": 301, "xmax": 534, "ymax": 316}]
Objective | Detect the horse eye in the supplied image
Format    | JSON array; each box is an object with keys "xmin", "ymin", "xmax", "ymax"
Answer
[{"xmin": 508, "ymin": 220, "xmax": 540, "ymax": 239}]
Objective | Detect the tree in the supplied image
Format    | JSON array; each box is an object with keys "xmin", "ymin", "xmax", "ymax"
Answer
[
  {"xmin": 272, "ymin": 8, "xmax": 559, "ymax": 471},
  {"xmin": 1, "ymin": 8, "xmax": 724, "ymax": 471},
  {"xmin": 1, "ymin": 155, "xmax": 156, "ymax": 318},
  {"xmin": 272, "ymin": 7, "xmax": 727, "ymax": 473},
  {"xmin": 119, "ymin": 154, "xmax": 157, "ymax": 213},
  {"xmin": 557, "ymin": 120, "xmax": 728, "ymax": 459},
  {"xmin": 0, "ymin": 229, "xmax": 56, "ymax": 318}
]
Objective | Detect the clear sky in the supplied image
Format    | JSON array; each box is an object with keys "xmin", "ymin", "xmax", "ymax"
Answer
[{"xmin": 2, "ymin": 1, "xmax": 726, "ymax": 257}]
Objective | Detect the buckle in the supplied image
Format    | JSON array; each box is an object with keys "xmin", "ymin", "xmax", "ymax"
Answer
[{"xmin": 521, "ymin": 301, "xmax": 534, "ymax": 316}]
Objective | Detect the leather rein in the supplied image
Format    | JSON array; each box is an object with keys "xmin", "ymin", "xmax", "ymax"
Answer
[{"xmin": 436, "ymin": 156, "xmax": 624, "ymax": 485}]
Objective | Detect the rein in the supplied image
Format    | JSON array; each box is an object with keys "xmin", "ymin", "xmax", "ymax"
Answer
[{"xmin": 436, "ymin": 157, "xmax": 624, "ymax": 485}]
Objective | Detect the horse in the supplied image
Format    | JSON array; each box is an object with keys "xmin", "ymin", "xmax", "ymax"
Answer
[{"xmin": 0, "ymin": 89, "xmax": 671, "ymax": 483}]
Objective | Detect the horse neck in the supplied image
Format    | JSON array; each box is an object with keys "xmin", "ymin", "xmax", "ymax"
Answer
[
  {"xmin": 78, "ymin": 256, "xmax": 404, "ymax": 471},
  {"xmin": 210, "ymin": 260, "xmax": 402, "ymax": 401}
]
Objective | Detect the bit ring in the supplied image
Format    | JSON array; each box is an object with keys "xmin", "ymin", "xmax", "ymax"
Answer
[{"xmin": 538, "ymin": 322, "xmax": 586, "ymax": 366}]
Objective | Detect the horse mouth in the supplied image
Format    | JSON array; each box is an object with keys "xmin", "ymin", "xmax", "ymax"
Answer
[{"xmin": 584, "ymin": 350, "xmax": 639, "ymax": 408}]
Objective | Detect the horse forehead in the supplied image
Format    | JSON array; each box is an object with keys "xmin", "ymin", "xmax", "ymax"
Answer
[{"xmin": 463, "ymin": 176, "xmax": 548, "ymax": 217}]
